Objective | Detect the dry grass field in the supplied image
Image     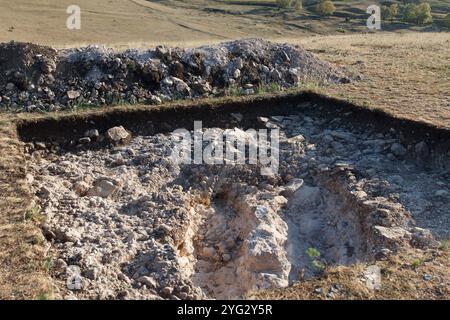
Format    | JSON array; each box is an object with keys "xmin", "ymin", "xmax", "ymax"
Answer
[
  {"xmin": 0, "ymin": 0, "xmax": 449, "ymax": 300},
  {"xmin": 0, "ymin": 0, "xmax": 299, "ymax": 48},
  {"xmin": 1, "ymin": 0, "xmax": 449, "ymax": 48},
  {"xmin": 298, "ymin": 33, "xmax": 450, "ymax": 129},
  {"xmin": 0, "ymin": 123, "xmax": 51, "ymax": 299}
]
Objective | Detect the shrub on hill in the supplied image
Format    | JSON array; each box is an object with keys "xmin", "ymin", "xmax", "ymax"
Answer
[
  {"xmin": 443, "ymin": 14, "xmax": 450, "ymax": 28},
  {"xmin": 276, "ymin": 0, "xmax": 293, "ymax": 9},
  {"xmin": 276, "ymin": 0, "xmax": 303, "ymax": 12},
  {"xmin": 415, "ymin": 2, "xmax": 433, "ymax": 25},
  {"xmin": 294, "ymin": 0, "xmax": 303, "ymax": 13},
  {"xmin": 382, "ymin": 3, "xmax": 399, "ymax": 22},
  {"xmin": 315, "ymin": 0, "xmax": 336, "ymax": 16},
  {"xmin": 402, "ymin": 2, "xmax": 433, "ymax": 25}
]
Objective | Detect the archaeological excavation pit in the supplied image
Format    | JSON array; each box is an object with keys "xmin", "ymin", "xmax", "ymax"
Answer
[{"xmin": 18, "ymin": 92, "xmax": 450, "ymax": 300}]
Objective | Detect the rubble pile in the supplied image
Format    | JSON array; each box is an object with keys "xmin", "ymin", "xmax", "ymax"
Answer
[{"xmin": 0, "ymin": 39, "xmax": 349, "ymax": 112}]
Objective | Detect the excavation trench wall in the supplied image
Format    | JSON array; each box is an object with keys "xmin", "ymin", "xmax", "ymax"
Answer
[
  {"xmin": 17, "ymin": 92, "xmax": 450, "ymax": 169},
  {"xmin": 17, "ymin": 91, "xmax": 450, "ymax": 299}
]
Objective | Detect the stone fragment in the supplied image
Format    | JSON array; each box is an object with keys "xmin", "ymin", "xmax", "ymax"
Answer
[
  {"xmin": 390, "ymin": 143, "xmax": 407, "ymax": 157},
  {"xmin": 106, "ymin": 126, "xmax": 132, "ymax": 145},
  {"xmin": 138, "ymin": 276, "xmax": 158, "ymax": 289},
  {"xmin": 86, "ymin": 178, "xmax": 121, "ymax": 198},
  {"xmin": 67, "ymin": 90, "xmax": 81, "ymax": 100},
  {"xmin": 280, "ymin": 178, "xmax": 304, "ymax": 198}
]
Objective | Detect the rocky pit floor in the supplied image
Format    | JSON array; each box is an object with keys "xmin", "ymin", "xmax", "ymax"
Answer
[{"xmin": 26, "ymin": 103, "xmax": 450, "ymax": 300}]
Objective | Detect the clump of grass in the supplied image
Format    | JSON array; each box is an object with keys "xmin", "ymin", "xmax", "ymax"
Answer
[
  {"xmin": 226, "ymin": 82, "xmax": 284, "ymax": 97},
  {"xmin": 43, "ymin": 256, "xmax": 54, "ymax": 272},
  {"xmin": 412, "ymin": 258, "xmax": 425, "ymax": 268},
  {"xmin": 226, "ymin": 86, "xmax": 244, "ymax": 97},
  {"xmin": 31, "ymin": 233, "xmax": 46, "ymax": 246},
  {"xmin": 307, "ymin": 247, "xmax": 321, "ymax": 258},
  {"xmin": 312, "ymin": 260, "xmax": 326, "ymax": 271},
  {"xmin": 25, "ymin": 205, "xmax": 44, "ymax": 223},
  {"xmin": 300, "ymin": 81, "xmax": 320, "ymax": 90},
  {"xmin": 307, "ymin": 247, "xmax": 326, "ymax": 272},
  {"xmin": 255, "ymin": 82, "xmax": 283, "ymax": 94},
  {"xmin": 72, "ymin": 96, "xmax": 131, "ymax": 112},
  {"xmin": 276, "ymin": 0, "xmax": 293, "ymax": 10},
  {"xmin": 36, "ymin": 292, "xmax": 52, "ymax": 300},
  {"xmin": 440, "ymin": 240, "xmax": 449, "ymax": 251}
]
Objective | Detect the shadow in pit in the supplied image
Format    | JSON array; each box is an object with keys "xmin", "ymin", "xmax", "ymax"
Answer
[{"xmin": 16, "ymin": 92, "xmax": 450, "ymax": 170}]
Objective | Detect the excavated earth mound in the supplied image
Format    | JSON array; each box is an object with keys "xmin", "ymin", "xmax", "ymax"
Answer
[{"xmin": 0, "ymin": 39, "xmax": 349, "ymax": 112}]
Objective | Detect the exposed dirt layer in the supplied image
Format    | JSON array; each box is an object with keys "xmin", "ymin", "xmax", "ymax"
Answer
[{"xmin": 23, "ymin": 96, "xmax": 450, "ymax": 300}]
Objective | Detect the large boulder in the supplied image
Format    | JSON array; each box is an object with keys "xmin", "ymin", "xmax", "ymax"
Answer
[
  {"xmin": 106, "ymin": 126, "xmax": 132, "ymax": 145},
  {"xmin": 160, "ymin": 76, "xmax": 191, "ymax": 98},
  {"xmin": 86, "ymin": 177, "xmax": 122, "ymax": 198}
]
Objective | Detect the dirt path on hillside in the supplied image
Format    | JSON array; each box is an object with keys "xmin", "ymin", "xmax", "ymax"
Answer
[{"xmin": 0, "ymin": 0, "xmax": 297, "ymax": 47}]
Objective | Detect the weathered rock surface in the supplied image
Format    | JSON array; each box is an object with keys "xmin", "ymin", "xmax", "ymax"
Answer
[
  {"xmin": 106, "ymin": 126, "xmax": 132, "ymax": 145},
  {"xmin": 86, "ymin": 178, "xmax": 122, "ymax": 198}
]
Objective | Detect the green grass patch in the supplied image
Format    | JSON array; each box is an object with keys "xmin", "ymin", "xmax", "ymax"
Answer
[
  {"xmin": 36, "ymin": 292, "xmax": 52, "ymax": 300},
  {"xmin": 412, "ymin": 258, "xmax": 425, "ymax": 268},
  {"xmin": 43, "ymin": 256, "xmax": 54, "ymax": 272},
  {"xmin": 25, "ymin": 205, "xmax": 45, "ymax": 223}
]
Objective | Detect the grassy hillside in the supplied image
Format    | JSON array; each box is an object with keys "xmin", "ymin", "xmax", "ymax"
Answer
[
  {"xmin": 0, "ymin": 0, "xmax": 448, "ymax": 47},
  {"xmin": 164, "ymin": 0, "xmax": 450, "ymax": 34}
]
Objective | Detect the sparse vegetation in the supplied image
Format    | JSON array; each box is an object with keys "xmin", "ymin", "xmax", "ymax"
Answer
[
  {"xmin": 25, "ymin": 204, "xmax": 44, "ymax": 222},
  {"xmin": 415, "ymin": 2, "xmax": 433, "ymax": 25},
  {"xmin": 253, "ymin": 247, "xmax": 450, "ymax": 299},
  {"xmin": 275, "ymin": 0, "xmax": 303, "ymax": 12},
  {"xmin": 276, "ymin": 0, "xmax": 293, "ymax": 9},
  {"xmin": 390, "ymin": 3, "xmax": 399, "ymax": 20},
  {"xmin": 43, "ymin": 256, "xmax": 54, "ymax": 272},
  {"xmin": 402, "ymin": 2, "xmax": 433, "ymax": 25},
  {"xmin": 307, "ymin": 247, "xmax": 326, "ymax": 271},
  {"xmin": 312, "ymin": 260, "xmax": 326, "ymax": 271},
  {"xmin": 0, "ymin": 0, "xmax": 448, "ymax": 46},
  {"xmin": 299, "ymin": 32, "xmax": 450, "ymax": 128},
  {"xmin": 412, "ymin": 258, "xmax": 425, "ymax": 268},
  {"xmin": 315, "ymin": 0, "xmax": 336, "ymax": 16},
  {"xmin": 444, "ymin": 14, "xmax": 450, "ymax": 28},
  {"xmin": 294, "ymin": 0, "xmax": 303, "ymax": 13},
  {"xmin": 36, "ymin": 292, "xmax": 52, "ymax": 300},
  {"xmin": 440, "ymin": 240, "xmax": 449, "ymax": 251},
  {"xmin": 307, "ymin": 247, "xmax": 321, "ymax": 258},
  {"xmin": 381, "ymin": 3, "xmax": 399, "ymax": 22}
]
